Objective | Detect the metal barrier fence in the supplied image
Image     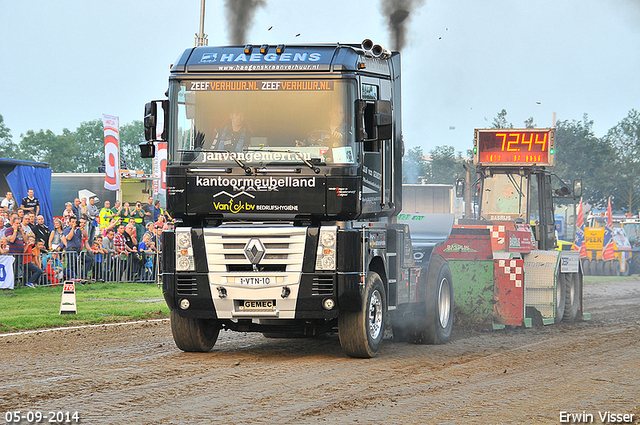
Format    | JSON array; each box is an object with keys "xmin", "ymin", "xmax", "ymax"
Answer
[{"xmin": 1, "ymin": 251, "xmax": 162, "ymax": 288}]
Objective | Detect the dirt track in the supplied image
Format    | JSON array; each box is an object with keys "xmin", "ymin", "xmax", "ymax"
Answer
[{"xmin": 1, "ymin": 277, "xmax": 639, "ymax": 425}]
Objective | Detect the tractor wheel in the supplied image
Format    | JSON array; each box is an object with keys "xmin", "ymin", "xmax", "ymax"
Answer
[
  {"xmin": 588, "ymin": 260, "xmax": 598, "ymax": 276},
  {"xmin": 554, "ymin": 271, "xmax": 567, "ymax": 323},
  {"xmin": 603, "ymin": 261, "xmax": 613, "ymax": 276},
  {"xmin": 563, "ymin": 272, "xmax": 582, "ymax": 322},
  {"xmin": 170, "ymin": 310, "xmax": 220, "ymax": 352},
  {"xmin": 581, "ymin": 259, "xmax": 590, "ymax": 275},
  {"xmin": 595, "ymin": 260, "xmax": 605, "ymax": 276},
  {"xmin": 338, "ymin": 271, "xmax": 386, "ymax": 358}
]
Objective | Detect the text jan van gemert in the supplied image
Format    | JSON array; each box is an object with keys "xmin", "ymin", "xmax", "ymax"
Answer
[{"xmin": 560, "ymin": 411, "xmax": 635, "ymax": 423}]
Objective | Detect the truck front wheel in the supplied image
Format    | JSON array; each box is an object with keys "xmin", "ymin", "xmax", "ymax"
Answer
[
  {"xmin": 170, "ymin": 310, "xmax": 220, "ymax": 352},
  {"xmin": 338, "ymin": 271, "xmax": 386, "ymax": 358}
]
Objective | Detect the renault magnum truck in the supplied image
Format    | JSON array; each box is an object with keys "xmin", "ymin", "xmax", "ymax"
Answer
[{"xmin": 141, "ymin": 40, "xmax": 454, "ymax": 358}]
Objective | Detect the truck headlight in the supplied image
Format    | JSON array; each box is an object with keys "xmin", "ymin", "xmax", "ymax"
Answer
[
  {"xmin": 175, "ymin": 228, "xmax": 195, "ymax": 271},
  {"xmin": 316, "ymin": 226, "xmax": 337, "ymax": 271}
]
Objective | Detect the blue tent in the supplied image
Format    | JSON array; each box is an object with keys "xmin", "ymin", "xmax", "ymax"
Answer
[{"xmin": 1, "ymin": 158, "xmax": 53, "ymax": 229}]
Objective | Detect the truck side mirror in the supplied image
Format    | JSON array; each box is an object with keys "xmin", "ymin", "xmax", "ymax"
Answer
[
  {"xmin": 573, "ymin": 179, "xmax": 582, "ymax": 198},
  {"xmin": 144, "ymin": 102, "xmax": 157, "ymax": 142},
  {"xmin": 455, "ymin": 178, "xmax": 465, "ymax": 198},
  {"xmin": 355, "ymin": 99, "xmax": 393, "ymax": 142},
  {"xmin": 139, "ymin": 142, "xmax": 155, "ymax": 159}
]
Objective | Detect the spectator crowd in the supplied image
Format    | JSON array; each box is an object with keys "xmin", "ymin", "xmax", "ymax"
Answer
[{"xmin": 0, "ymin": 190, "xmax": 172, "ymax": 288}]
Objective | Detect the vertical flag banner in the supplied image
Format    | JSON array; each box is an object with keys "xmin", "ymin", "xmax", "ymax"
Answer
[
  {"xmin": 573, "ymin": 199, "xmax": 587, "ymax": 258},
  {"xmin": 153, "ymin": 142, "xmax": 167, "ymax": 196},
  {"xmin": 602, "ymin": 198, "xmax": 615, "ymax": 261},
  {"xmin": 102, "ymin": 114, "xmax": 121, "ymax": 191}
]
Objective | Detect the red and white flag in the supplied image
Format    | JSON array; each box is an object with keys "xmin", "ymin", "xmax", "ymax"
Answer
[
  {"xmin": 102, "ymin": 114, "xmax": 121, "ymax": 191},
  {"xmin": 602, "ymin": 198, "xmax": 615, "ymax": 261}
]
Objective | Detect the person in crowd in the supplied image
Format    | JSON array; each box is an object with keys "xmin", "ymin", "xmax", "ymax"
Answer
[
  {"xmin": 44, "ymin": 252, "xmax": 64, "ymax": 286},
  {"xmin": 71, "ymin": 198, "xmax": 81, "ymax": 220},
  {"xmin": 21, "ymin": 188, "xmax": 40, "ymax": 216},
  {"xmin": 155, "ymin": 214, "xmax": 166, "ymax": 229},
  {"xmin": 119, "ymin": 202, "xmax": 132, "ymax": 226},
  {"xmin": 138, "ymin": 232, "xmax": 157, "ymax": 281},
  {"xmin": 99, "ymin": 200, "xmax": 114, "ymax": 232},
  {"xmin": 131, "ymin": 202, "xmax": 145, "ymax": 241},
  {"xmin": 17, "ymin": 208, "xmax": 24, "ymax": 220},
  {"xmin": 6, "ymin": 216, "xmax": 25, "ymax": 255},
  {"xmin": 153, "ymin": 200, "xmax": 162, "ymax": 222},
  {"xmin": 114, "ymin": 224, "xmax": 129, "ymax": 280},
  {"xmin": 62, "ymin": 216, "xmax": 92, "ymax": 279},
  {"xmin": 78, "ymin": 217, "xmax": 91, "ymax": 250},
  {"xmin": 33, "ymin": 215, "xmax": 50, "ymax": 247},
  {"xmin": 142, "ymin": 196, "xmax": 154, "ymax": 226},
  {"xmin": 155, "ymin": 225, "xmax": 163, "ymax": 253},
  {"xmin": 21, "ymin": 214, "xmax": 34, "ymax": 239},
  {"xmin": 23, "ymin": 236, "xmax": 44, "ymax": 288},
  {"xmin": 101, "ymin": 216, "xmax": 122, "ymax": 238},
  {"xmin": 123, "ymin": 223, "xmax": 139, "ymax": 279},
  {"xmin": 49, "ymin": 219, "xmax": 64, "ymax": 251},
  {"xmin": 62, "ymin": 202, "xmax": 74, "ymax": 227},
  {"xmin": 79, "ymin": 197, "xmax": 88, "ymax": 219},
  {"xmin": 87, "ymin": 196, "xmax": 99, "ymax": 242},
  {"xmin": 0, "ymin": 210, "xmax": 8, "ymax": 232},
  {"xmin": 90, "ymin": 237, "xmax": 107, "ymax": 282},
  {"xmin": 102, "ymin": 228, "xmax": 117, "ymax": 281},
  {"xmin": 1, "ymin": 191, "xmax": 16, "ymax": 212},
  {"xmin": 0, "ymin": 236, "xmax": 9, "ymax": 254},
  {"xmin": 111, "ymin": 201, "xmax": 122, "ymax": 216}
]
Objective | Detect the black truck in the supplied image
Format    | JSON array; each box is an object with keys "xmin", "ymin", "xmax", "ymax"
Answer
[{"xmin": 141, "ymin": 40, "xmax": 454, "ymax": 357}]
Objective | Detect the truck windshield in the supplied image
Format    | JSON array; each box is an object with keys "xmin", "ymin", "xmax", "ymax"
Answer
[
  {"xmin": 169, "ymin": 79, "xmax": 357, "ymax": 167},
  {"xmin": 481, "ymin": 173, "xmax": 527, "ymax": 221}
]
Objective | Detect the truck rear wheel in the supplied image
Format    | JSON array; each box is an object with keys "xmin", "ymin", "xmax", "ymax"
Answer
[
  {"xmin": 410, "ymin": 256, "xmax": 453, "ymax": 344},
  {"xmin": 170, "ymin": 310, "xmax": 220, "ymax": 352},
  {"xmin": 554, "ymin": 271, "xmax": 567, "ymax": 323},
  {"xmin": 338, "ymin": 271, "xmax": 386, "ymax": 358},
  {"xmin": 563, "ymin": 272, "xmax": 582, "ymax": 322}
]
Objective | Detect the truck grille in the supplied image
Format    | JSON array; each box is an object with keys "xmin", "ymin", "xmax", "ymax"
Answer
[
  {"xmin": 176, "ymin": 275, "xmax": 198, "ymax": 296},
  {"xmin": 203, "ymin": 227, "xmax": 307, "ymax": 286},
  {"xmin": 312, "ymin": 275, "xmax": 334, "ymax": 296}
]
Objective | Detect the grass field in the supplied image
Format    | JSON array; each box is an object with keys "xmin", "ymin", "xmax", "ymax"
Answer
[{"xmin": 0, "ymin": 282, "xmax": 169, "ymax": 333}]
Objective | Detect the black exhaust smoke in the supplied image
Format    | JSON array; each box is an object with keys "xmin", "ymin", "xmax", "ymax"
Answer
[
  {"xmin": 381, "ymin": 0, "xmax": 425, "ymax": 51},
  {"xmin": 225, "ymin": 0, "xmax": 266, "ymax": 45}
]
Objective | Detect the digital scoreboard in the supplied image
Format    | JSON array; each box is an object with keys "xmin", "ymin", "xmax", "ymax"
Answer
[{"xmin": 474, "ymin": 128, "xmax": 555, "ymax": 166}]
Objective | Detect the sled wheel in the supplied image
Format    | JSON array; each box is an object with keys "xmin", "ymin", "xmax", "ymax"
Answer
[
  {"xmin": 554, "ymin": 271, "xmax": 567, "ymax": 323},
  {"xmin": 563, "ymin": 272, "xmax": 582, "ymax": 322}
]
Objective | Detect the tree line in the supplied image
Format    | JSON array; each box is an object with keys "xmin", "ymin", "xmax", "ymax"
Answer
[
  {"xmin": 1, "ymin": 109, "xmax": 639, "ymax": 212},
  {"xmin": 403, "ymin": 109, "xmax": 640, "ymax": 213},
  {"xmin": 0, "ymin": 116, "xmax": 151, "ymax": 174}
]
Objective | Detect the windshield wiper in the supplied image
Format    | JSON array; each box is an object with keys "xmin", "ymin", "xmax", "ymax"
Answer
[{"xmin": 245, "ymin": 147, "xmax": 321, "ymax": 174}]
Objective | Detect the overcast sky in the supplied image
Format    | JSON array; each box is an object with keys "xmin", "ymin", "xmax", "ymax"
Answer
[{"xmin": 1, "ymin": 0, "xmax": 639, "ymax": 154}]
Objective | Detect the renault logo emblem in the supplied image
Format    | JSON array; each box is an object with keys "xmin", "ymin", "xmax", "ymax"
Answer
[{"xmin": 244, "ymin": 238, "xmax": 266, "ymax": 270}]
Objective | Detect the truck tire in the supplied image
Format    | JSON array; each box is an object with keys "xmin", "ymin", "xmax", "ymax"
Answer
[
  {"xmin": 410, "ymin": 256, "xmax": 453, "ymax": 345},
  {"xmin": 588, "ymin": 259, "xmax": 597, "ymax": 276},
  {"xmin": 596, "ymin": 260, "xmax": 605, "ymax": 276},
  {"xmin": 170, "ymin": 309, "xmax": 220, "ymax": 352},
  {"xmin": 338, "ymin": 271, "xmax": 386, "ymax": 358},
  {"xmin": 612, "ymin": 260, "xmax": 621, "ymax": 276},
  {"xmin": 581, "ymin": 259, "xmax": 590, "ymax": 275},
  {"xmin": 563, "ymin": 272, "xmax": 582, "ymax": 322},
  {"xmin": 554, "ymin": 271, "xmax": 566, "ymax": 323}
]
